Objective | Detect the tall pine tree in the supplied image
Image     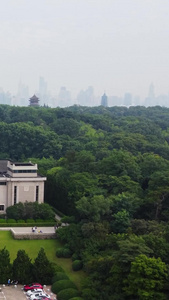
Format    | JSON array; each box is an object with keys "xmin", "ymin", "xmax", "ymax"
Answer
[
  {"xmin": 12, "ymin": 250, "xmax": 33, "ymax": 284},
  {"xmin": 0, "ymin": 247, "xmax": 12, "ymax": 284},
  {"xmin": 33, "ymin": 247, "xmax": 54, "ymax": 284}
]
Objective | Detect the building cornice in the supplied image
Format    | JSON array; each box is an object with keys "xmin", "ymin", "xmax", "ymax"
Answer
[{"xmin": 0, "ymin": 177, "xmax": 46, "ymax": 182}]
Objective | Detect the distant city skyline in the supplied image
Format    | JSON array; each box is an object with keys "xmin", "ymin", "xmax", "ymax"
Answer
[
  {"xmin": 3, "ymin": 77, "xmax": 169, "ymax": 103},
  {"xmin": 0, "ymin": 1, "xmax": 169, "ymax": 102},
  {"xmin": 1, "ymin": 77, "xmax": 169, "ymax": 108}
]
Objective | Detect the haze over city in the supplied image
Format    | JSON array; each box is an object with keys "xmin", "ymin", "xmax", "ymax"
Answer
[{"xmin": 1, "ymin": 0, "xmax": 169, "ymax": 106}]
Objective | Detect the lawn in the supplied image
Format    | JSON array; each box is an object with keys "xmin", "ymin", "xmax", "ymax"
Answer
[{"xmin": 0, "ymin": 231, "xmax": 86, "ymax": 289}]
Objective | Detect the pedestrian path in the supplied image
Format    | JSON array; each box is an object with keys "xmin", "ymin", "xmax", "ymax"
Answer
[
  {"xmin": 0, "ymin": 289, "xmax": 6, "ymax": 299},
  {"xmin": 0, "ymin": 227, "xmax": 55, "ymax": 233}
]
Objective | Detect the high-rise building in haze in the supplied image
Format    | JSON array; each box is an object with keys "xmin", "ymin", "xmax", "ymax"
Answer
[
  {"xmin": 123, "ymin": 93, "xmax": 132, "ymax": 106},
  {"xmin": 144, "ymin": 83, "xmax": 156, "ymax": 106},
  {"xmin": 39, "ymin": 77, "xmax": 47, "ymax": 96},
  {"xmin": 101, "ymin": 93, "xmax": 108, "ymax": 107},
  {"xmin": 148, "ymin": 83, "xmax": 155, "ymax": 98},
  {"xmin": 38, "ymin": 77, "xmax": 48, "ymax": 104},
  {"xmin": 15, "ymin": 81, "xmax": 29, "ymax": 106},
  {"xmin": 77, "ymin": 86, "xmax": 95, "ymax": 106},
  {"xmin": 58, "ymin": 86, "xmax": 71, "ymax": 107},
  {"xmin": 0, "ymin": 89, "xmax": 12, "ymax": 105}
]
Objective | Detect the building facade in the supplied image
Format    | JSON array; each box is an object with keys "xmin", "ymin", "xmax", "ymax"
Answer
[
  {"xmin": 101, "ymin": 93, "xmax": 108, "ymax": 107},
  {"xmin": 0, "ymin": 160, "xmax": 46, "ymax": 212}
]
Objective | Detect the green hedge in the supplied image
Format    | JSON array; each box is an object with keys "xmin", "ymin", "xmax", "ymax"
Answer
[
  {"xmin": 56, "ymin": 248, "xmax": 64, "ymax": 258},
  {"xmin": 0, "ymin": 219, "xmax": 6, "ymax": 223},
  {"xmin": 7, "ymin": 219, "xmax": 16, "ymax": 223},
  {"xmin": 61, "ymin": 216, "xmax": 75, "ymax": 224},
  {"xmin": 62, "ymin": 248, "xmax": 72, "ymax": 258},
  {"xmin": 35, "ymin": 219, "xmax": 44, "ymax": 223},
  {"xmin": 52, "ymin": 280, "xmax": 76, "ymax": 294},
  {"xmin": 52, "ymin": 272, "xmax": 69, "ymax": 283},
  {"xmin": 72, "ymin": 260, "xmax": 83, "ymax": 271},
  {"xmin": 26, "ymin": 219, "xmax": 35, "ymax": 223},
  {"xmin": 71, "ymin": 253, "xmax": 81, "ymax": 262},
  {"xmin": 53, "ymin": 265, "xmax": 65, "ymax": 274},
  {"xmin": 0, "ymin": 216, "xmax": 56, "ymax": 227},
  {"xmin": 0, "ymin": 214, "xmax": 6, "ymax": 220},
  {"xmin": 69, "ymin": 298, "xmax": 83, "ymax": 300},
  {"xmin": 0, "ymin": 222, "xmax": 55, "ymax": 227},
  {"xmin": 56, "ymin": 248, "xmax": 72, "ymax": 258},
  {"xmin": 57, "ymin": 288, "xmax": 79, "ymax": 300}
]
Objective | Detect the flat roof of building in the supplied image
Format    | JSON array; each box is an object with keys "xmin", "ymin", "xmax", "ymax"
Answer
[{"xmin": 12, "ymin": 162, "xmax": 34, "ymax": 166}]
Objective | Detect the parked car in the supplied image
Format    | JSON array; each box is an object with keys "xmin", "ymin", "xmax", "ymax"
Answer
[
  {"xmin": 26, "ymin": 288, "xmax": 43, "ymax": 296},
  {"xmin": 30, "ymin": 298, "xmax": 52, "ymax": 300},
  {"xmin": 37, "ymin": 297, "xmax": 52, "ymax": 300},
  {"xmin": 24, "ymin": 283, "xmax": 43, "ymax": 291},
  {"xmin": 30, "ymin": 292, "xmax": 51, "ymax": 300}
]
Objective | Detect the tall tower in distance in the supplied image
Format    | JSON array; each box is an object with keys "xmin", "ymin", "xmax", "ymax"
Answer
[
  {"xmin": 29, "ymin": 94, "xmax": 40, "ymax": 107},
  {"xmin": 39, "ymin": 77, "xmax": 47, "ymax": 103},
  {"xmin": 144, "ymin": 83, "xmax": 155, "ymax": 107},
  {"xmin": 101, "ymin": 92, "xmax": 108, "ymax": 107},
  {"xmin": 148, "ymin": 83, "xmax": 155, "ymax": 98}
]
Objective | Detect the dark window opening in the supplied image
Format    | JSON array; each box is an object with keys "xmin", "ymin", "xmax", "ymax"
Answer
[
  {"xmin": 36, "ymin": 186, "xmax": 39, "ymax": 202},
  {"xmin": 0, "ymin": 205, "xmax": 4, "ymax": 211},
  {"xmin": 14, "ymin": 186, "xmax": 17, "ymax": 205}
]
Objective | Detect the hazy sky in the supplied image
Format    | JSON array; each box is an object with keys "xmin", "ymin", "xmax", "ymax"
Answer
[{"xmin": 1, "ymin": 0, "xmax": 169, "ymax": 99}]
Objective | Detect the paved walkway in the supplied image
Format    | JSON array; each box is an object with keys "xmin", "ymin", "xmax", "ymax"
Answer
[{"xmin": 0, "ymin": 227, "xmax": 56, "ymax": 234}]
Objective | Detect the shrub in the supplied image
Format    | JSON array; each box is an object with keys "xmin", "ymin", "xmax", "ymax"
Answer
[
  {"xmin": 0, "ymin": 215, "xmax": 6, "ymax": 220},
  {"xmin": 52, "ymin": 272, "xmax": 69, "ymax": 283},
  {"xmin": 57, "ymin": 288, "xmax": 79, "ymax": 300},
  {"xmin": 35, "ymin": 219, "xmax": 44, "ymax": 223},
  {"xmin": 17, "ymin": 219, "xmax": 25, "ymax": 223},
  {"xmin": 6, "ymin": 202, "xmax": 55, "ymax": 220},
  {"xmin": 72, "ymin": 253, "xmax": 81, "ymax": 262},
  {"xmin": 56, "ymin": 248, "xmax": 64, "ymax": 258},
  {"xmin": 53, "ymin": 264, "xmax": 64, "ymax": 273},
  {"xmin": 52, "ymin": 280, "xmax": 76, "ymax": 294},
  {"xmin": 69, "ymin": 298, "xmax": 83, "ymax": 300},
  {"xmin": 81, "ymin": 288, "xmax": 94, "ymax": 299},
  {"xmin": 26, "ymin": 219, "xmax": 35, "ymax": 223},
  {"xmin": 62, "ymin": 248, "xmax": 72, "ymax": 258},
  {"xmin": 44, "ymin": 219, "xmax": 55, "ymax": 222},
  {"xmin": 61, "ymin": 216, "xmax": 75, "ymax": 224},
  {"xmin": 0, "ymin": 219, "xmax": 6, "ymax": 223},
  {"xmin": 7, "ymin": 219, "xmax": 16, "ymax": 223},
  {"xmin": 72, "ymin": 260, "xmax": 83, "ymax": 271},
  {"xmin": 56, "ymin": 247, "xmax": 72, "ymax": 258}
]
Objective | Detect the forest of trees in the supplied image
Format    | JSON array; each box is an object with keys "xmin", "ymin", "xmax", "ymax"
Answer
[{"xmin": 2, "ymin": 104, "xmax": 169, "ymax": 299}]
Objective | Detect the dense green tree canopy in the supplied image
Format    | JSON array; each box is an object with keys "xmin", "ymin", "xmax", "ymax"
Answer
[
  {"xmin": 124, "ymin": 255, "xmax": 167, "ymax": 300},
  {"xmin": 2, "ymin": 104, "xmax": 169, "ymax": 298}
]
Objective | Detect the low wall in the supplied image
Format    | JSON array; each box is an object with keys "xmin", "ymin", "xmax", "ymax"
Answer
[{"xmin": 11, "ymin": 229, "xmax": 57, "ymax": 240}]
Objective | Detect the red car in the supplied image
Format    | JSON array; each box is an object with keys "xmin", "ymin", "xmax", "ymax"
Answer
[{"xmin": 24, "ymin": 283, "xmax": 43, "ymax": 291}]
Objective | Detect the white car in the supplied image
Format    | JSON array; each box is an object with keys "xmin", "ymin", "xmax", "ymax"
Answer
[
  {"xmin": 26, "ymin": 288, "xmax": 43, "ymax": 296},
  {"xmin": 30, "ymin": 292, "xmax": 51, "ymax": 300}
]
